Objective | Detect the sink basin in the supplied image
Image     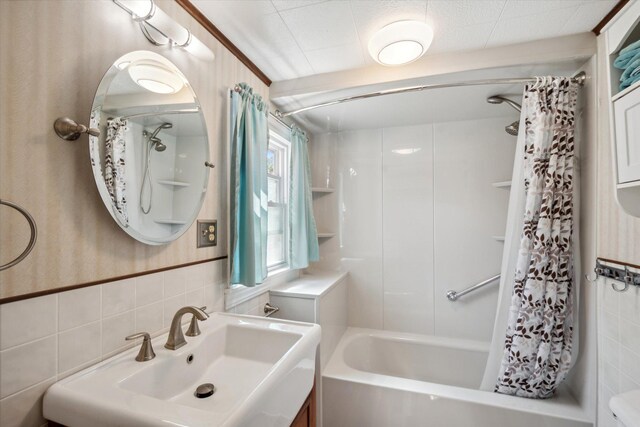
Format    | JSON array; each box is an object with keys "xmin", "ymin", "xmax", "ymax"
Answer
[{"xmin": 43, "ymin": 313, "xmax": 320, "ymax": 427}]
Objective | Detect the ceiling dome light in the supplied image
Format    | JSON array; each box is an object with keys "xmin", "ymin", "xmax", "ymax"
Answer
[
  {"xmin": 369, "ymin": 21, "xmax": 433, "ymax": 66},
  {"xmin": 128, "ymin": 62, "xmax": 184, "ymax": 94}
]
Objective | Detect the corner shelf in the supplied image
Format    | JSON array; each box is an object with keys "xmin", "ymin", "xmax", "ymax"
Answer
[
  {"xmin": 492, "ymin": 181, "xmax": 512, "ymax": 189},
  {"xmin": 317, "ymin": 233, "xmax": 335, "ymax": 239},
  {"xmin": 154, "ymin": 219, "xmax": 187, "ymax": 225},
  {"xmin": 312, "ymin": 187, "xmax": 335, "ymax": 194},
  {"xmin": 157, "ymin": 180, "xmax": 190, "ymax": 187}
]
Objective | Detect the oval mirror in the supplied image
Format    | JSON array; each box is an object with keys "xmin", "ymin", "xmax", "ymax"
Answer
[{"xmin": 89, "ymin": 51, "xmax": 209, "ymax": 245}]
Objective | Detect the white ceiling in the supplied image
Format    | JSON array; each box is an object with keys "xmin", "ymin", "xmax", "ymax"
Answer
[{"xmin": 192, "ymin": 0, "xmax": 615, "ymax": 82}]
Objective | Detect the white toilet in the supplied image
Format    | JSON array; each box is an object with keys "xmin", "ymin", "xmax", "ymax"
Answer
[{"xmin": 610, "ymin": 389, "xmax": 640, "ymax": 427}]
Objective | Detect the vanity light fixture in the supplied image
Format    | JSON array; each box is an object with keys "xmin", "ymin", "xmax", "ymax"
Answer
[
  {"xmin": 128, "ymin": 62, "xmax": 185, "ymax": 94},
  {"xmin": 113, "ymin": 0, "xmax": 214, "ymax": 62},
  {"xmin": 368, "ymin": 21, "xmax": 433, "ymax": 66}
]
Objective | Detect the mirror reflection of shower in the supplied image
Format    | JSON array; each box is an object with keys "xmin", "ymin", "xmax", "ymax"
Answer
[
  {"xmin": 140, "ymin": 122, "xmax": 172, "ymax": 214},
  {"xmin": 486, "ymin": 95, "xmax": 522, "ymax": 136}
]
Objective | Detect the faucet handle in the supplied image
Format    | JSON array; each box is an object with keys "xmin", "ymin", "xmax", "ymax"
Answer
[
  {"xmin": 186, "ymin": 306, "xmax": 207, "ymax": 337},
  {"xmin": 125, "ymin": 332, "xmax": 156, "ymax": 362}
]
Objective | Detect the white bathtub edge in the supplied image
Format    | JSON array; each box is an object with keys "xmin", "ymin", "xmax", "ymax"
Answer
[{"xmin": 323, "ymin": 327, "xmax": 591, "ymax": 425}]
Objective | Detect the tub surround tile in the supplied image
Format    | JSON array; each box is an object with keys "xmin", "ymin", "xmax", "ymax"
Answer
[
  {"xmin": 0, "ymin": 336, "xmax": 57, "ymax": 399},
  {"xmin": 0, "ymin": 294, "xmax": 57, "ymax": 350},
  {"xmin": 382, "ymin": 125, "xmax": 434, "ymax": 335},
  {"xmin": 58, "ymin": 286, "xmax": 101, "ymax": 331},
  {"xmin": 337, "ymin": 128, "xmax": 384, "ymax": 329},
  {"xmin": 102, "ymin": 278, "xmax": 135, "ymax": 317}
]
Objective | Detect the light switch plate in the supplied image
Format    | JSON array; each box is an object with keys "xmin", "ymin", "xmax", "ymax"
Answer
[{"xmin": 197, "ymin": 220, "xmax": 217, "ymax": 247}]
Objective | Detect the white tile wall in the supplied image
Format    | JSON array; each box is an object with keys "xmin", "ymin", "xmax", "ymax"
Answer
[
  {"xmin": 597, "ymin": 272, "xmax": 640, "ymax": 427},
  {"xmin": 0, "ymin": 259, "xmax": 227, "ymax": 427},
  {"xmin": 322, "ymin": 116, "xmax": 516, "ymax": 339},
  {"xmin": 382, "ymin": 125, "xmax": 434, "ymax": 335},
  {"xmin": 337, "ymin": 128, "xmax": 384, "ymax": 329},
  {"xmin": 432, "ymin": 117, "xmax": 516, "ymax": 341}
]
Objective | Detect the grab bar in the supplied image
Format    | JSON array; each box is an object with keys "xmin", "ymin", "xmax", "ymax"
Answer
[{"xmin": 446, "ymin": 274, "xmax": 500, "ymax": 301}]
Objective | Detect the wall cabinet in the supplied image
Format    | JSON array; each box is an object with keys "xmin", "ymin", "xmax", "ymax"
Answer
[
  {"xmin": 599, "ymin": 0, "xmax": 640, "ymax": 217},
  {"xmin": 614, "ymin": 87, "xmax": 640, "ymax": 184}
]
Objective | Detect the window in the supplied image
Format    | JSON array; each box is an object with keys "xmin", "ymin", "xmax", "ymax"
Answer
[{"xmin": 266, "ymin": 121, "xmax": 291, "ymax": 273}]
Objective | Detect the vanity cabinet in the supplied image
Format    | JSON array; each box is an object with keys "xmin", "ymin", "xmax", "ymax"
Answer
[
  {"xmin": 291, "ymin": 381, "xmax": 317, "ymax": 427},
  {"xmin": 599, "ymin": 0, "xmax": 640, "ymax": 217}
]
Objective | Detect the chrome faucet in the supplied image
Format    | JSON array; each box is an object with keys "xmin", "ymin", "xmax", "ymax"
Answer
[{"xmin": 165, "ymin": 306, "xmax": 209, "ymax": 350}]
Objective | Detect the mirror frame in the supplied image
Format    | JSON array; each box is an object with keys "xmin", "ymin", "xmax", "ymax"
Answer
[{"xmin": 88, "ymin": 50, "xmax": 210, "ymax": 245}]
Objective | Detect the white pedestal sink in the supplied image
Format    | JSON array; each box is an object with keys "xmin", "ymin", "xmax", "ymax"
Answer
[{"xmin": 43, "ymin": 313, "xmax": 320, "ymax": 427}]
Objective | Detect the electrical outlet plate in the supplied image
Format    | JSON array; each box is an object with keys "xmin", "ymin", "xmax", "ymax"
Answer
[{"xmin": 197, "ymin": 220, "xmax": 217, "ymax": 247}]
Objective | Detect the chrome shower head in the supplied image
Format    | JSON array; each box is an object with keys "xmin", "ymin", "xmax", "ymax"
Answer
[
  {"xmin": 146, "ymin": 122, "xmax": 172, "ymax": 152},
  {"xmin": 487, "ymin": 95, "xmax": 522, "ymax": 112},
  {"xmin": 148, "ymin": 122, "xmax": 173, "ymax": 140},
  {"xmin": 150, "ymin": 138, "xmax": 167, "ymax": 152},
  {"xmin": 505, "ymin": 121, "xmax": 519, "ymax": 136}
]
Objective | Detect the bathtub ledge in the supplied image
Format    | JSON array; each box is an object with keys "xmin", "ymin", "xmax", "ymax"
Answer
[{"xmin": 270, "ymin": 271, "xmax": 348, "ymax": 299}]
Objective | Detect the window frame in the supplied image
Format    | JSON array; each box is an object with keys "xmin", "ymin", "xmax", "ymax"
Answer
[{"xmin": 266, "ymin": 128, "xmax": 291, "ymax": 273}]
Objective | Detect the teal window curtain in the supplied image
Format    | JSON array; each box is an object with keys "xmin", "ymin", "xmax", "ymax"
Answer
[
  {"xmin": 230, "ymin": 83, "xmax": 269, "ymax": 286},
  {"xmin": 289, "ymin": 126, "xmax": 320, "ymax": 269}
]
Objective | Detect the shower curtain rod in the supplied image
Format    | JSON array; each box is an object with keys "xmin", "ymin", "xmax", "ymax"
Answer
[
  {"xmin": 120, "ymin": 108, "xmax": 200, "ymax": 121},
  {"xmin": 230, "ymin": 86, "xmax": 295, "ymax": 131},
  {"xmin": 276, "ymin": 71, "xmax": 587, "ymax": 118}
]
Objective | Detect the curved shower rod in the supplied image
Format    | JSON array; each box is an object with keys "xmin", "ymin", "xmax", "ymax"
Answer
[{"xmin": 276, "ymin": 71, "xmax": 587, "ymax": 118}]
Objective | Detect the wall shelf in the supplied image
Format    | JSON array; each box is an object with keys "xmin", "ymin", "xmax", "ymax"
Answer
[
  {"xmin": 312, "ymin": 187, "xmax": 335, "ymax": 194},
  {"xmin": 492, "ymin": 236, "xmax": 505, "ymax": 242},
  {"xmin": 157, "ymin": 180, "xmax": 190, "ymax": 187},
  {"xmin": 612, "ymin": 80, "xmax": 640, "ymax": 102},
  {"xmin": 617, "ymin": 180, "xmax": 640, "ymax": 190},
  {"xmin": 154, "ymin": 219, "xmax": 187, "ymax": 225},
  {"xmin": 317, "ymin": 233, "xmax": 335, "ymax": 239},
  {"xmin": 492, "ymin": 181, "xmax": 512, "ymax": 189}
]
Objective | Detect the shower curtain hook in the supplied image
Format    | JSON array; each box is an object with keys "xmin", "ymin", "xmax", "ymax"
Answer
[
  {"xmin": 584, "ymin": 272, "xmax": 597, "ymax": 283},
  {"xmin": 612, "ymin": 281, "xmax": 630, "ymax": 292}
]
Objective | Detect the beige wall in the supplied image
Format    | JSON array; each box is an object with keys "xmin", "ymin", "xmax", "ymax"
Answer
[
  {"xmin": 595, "ymin": 34, "xmax": 640, "ymax": 427},
  {"xmin": 0, "ymin": 0, "xmax": 269, "ymax": 300}
]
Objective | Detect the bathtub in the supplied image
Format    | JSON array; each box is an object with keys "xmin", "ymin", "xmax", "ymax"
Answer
[{"xmin": 323, "ymin": 328, "xmax": 592, "ymax": 427}]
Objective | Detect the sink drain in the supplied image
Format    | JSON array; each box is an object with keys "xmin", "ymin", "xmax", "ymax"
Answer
[{"xmin": 195, "ymin": 383, "xmax": 216, "ymax": 398}]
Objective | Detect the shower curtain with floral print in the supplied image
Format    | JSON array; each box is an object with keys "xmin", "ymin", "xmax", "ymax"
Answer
[{"xmin": 492, "ymin": 77, "xmax": 579, "ymax": 399}]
